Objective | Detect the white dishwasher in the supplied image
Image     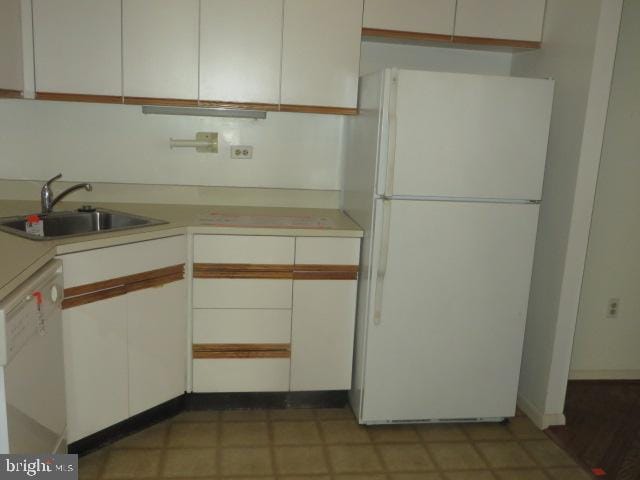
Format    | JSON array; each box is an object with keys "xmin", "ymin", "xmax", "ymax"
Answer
[{"xmin": 0, "ymin": 259, "xmax": 66, "ymax": 453}]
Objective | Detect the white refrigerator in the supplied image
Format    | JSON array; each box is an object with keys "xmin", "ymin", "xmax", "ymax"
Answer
[{"xmin": 342, "ymin": 68, "xmax": 554, "ymax": 424}]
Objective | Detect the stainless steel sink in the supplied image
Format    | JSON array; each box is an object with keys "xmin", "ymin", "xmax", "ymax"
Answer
[{"xmin": 0, "ymin": 209, "xmax": 167, "ymax": 240}]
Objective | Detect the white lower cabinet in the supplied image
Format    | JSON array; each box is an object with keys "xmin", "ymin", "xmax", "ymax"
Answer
[
  {"xmin": 63, "ymin": 295, "xmax": 129, "ymax": 442},
  {"xmin": 127, "ymin": 280, "xmax": 187, "ymax": 416},
  {"xmin": 60, "ymin": 236, "xmax": 187, "ymax": 442},
  {"xmin": 192, "ymin": 234, "xmax": 360, "ymax": 393}
]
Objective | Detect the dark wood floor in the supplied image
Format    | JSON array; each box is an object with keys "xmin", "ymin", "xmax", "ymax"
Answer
[{"xmin": 547, "ymin": 380, "xmax": 640, "ymax": 480}]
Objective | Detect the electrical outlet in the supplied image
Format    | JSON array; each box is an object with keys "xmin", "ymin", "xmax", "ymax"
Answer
[
  {"xmin": 606, "ymin": 298, "xmax": 620, "ymax": 318},
  {"xmin": 230, "ymin": 145, "xmax": 253, "ymax": 159}
]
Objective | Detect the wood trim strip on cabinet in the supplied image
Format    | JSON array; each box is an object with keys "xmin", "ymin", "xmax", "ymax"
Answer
[
  {"xmin": 193, "ymin": 343, "xmax": 291, "ymax": 359},
  {"xmin": 198, "ymin": 100, "xmax": 281, "ymax": 112},
  {"xmin": 452, "ymin": 35, "xmax": 541, "ymax": 49},
  {"xmin": 62, "ymin": 264, "xmax": 185, "ymax": 309},
  {"xmin": 193, "ymin": 263, "xmax": 294, "ymax": 279},
  {"xmin": 124, "ymin": 96, "xmax": 199, "ymax": 107},
  {"xmin": 193, "ymin": 263, "xmax": 358, "ymax": 280},
  {"xmin": 0, "ymin": 89, "xmax": 23, "ymax": 99},
  {"xmin": 362, "ymin": 27, "xmax": 452, "ymax": 43},
  {"xmin": 362, "ymin": 28, "xmax": 541, "ymax": 50},
  {"xmin": 279, "ymin": 104, "xmax": 358, "ymax": 116},
  {"xmin": 36, "ymin": 92, "xmax": 124, "ymax": 104}
]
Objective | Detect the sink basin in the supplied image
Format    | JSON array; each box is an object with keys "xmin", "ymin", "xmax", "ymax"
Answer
[{"xmin": 0, "ymin": 209, "xmax": 167, "ymax": 240}]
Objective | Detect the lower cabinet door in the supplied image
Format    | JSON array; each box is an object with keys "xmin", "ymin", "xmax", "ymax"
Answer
[
  {"xmin": 62, "ymin": 295, "xmax": 129, "ymax": 443},
  {"xmin": 192, "ymin": 358, "xmax": 290, "ymax": 392},
  {"xmin": 127, "ymin": 280, "xmax": 187, "ymax": 416},
  {"xmin": 290, "ymin": 280, "xmax": 358, "ymax": 391}
]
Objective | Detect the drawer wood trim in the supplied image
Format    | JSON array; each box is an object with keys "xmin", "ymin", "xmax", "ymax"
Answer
[
  {"xmin": 62, "ymin": 264, "xmax": 185, "ymax": 309},
  {"xmin": 279, "ymin": 104, "xmax": 358, "ymax": 116},
  {"xmin": 452, "ymin": 35, "xmax": 541, "ymax": 49},
  {"xmin": 362, "ymin": 27, "xmax": 452, "ymax": 43},
  {"xmin": 36, "ymin": 92, "xmax": 124, "ymax": 104},
  {"xmin": 193, "ymin": 343, "xmax": 291, "ymax": 359},
  {"xmin": 198, "ymin": 100, "xmax": 281, "ymax": 112},
  {"xmin": 193, "ymin": 263, "xmax": 358, "ymax": 280},
  {"xmin": 0, "ymin": 89, "xmax": 23, "ymax": 99},
  {"xmin": 124, "ymin": 96, "xmax": 199, "ymax": 107},
  {"xmin": 194, "ymin": 263, "xmax": 293, "ymax": 279}
]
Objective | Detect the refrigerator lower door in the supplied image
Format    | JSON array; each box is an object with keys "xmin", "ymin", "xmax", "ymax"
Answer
[{"xmin": 360, "ymin": 199, "xmax": 539, "ymax": 423}]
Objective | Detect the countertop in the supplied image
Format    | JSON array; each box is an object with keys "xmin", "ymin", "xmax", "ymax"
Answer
[{"xmin": 0, "ymin": 200, "xmax": 363, "ymax": 302}]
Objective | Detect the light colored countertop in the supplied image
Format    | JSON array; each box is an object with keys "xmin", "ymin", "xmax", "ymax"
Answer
[{"xmin": 0, "ymin": 200, "xmax": 363, "ymax": 302}]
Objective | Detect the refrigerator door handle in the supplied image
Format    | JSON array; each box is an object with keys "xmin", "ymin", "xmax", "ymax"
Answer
[{"xmin": 373, "ymin": 199, "xmax": 392, "ymax": 326}]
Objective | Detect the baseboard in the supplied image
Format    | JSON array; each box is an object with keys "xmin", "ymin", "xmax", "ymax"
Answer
[
  {"xmin": 517, "ymin": 394, "xmax": 566, "ymax": 429},
  {"xmin": 569, "ymin": 369, "xmax": 640, "ymax": 380}
]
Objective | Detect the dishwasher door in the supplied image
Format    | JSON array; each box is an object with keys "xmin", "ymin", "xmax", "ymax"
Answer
[{"xmin": 0, "ymin": 260, "xmax": 66, "ymax": 453}]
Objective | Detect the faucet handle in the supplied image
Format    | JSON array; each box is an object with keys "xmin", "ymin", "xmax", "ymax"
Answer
[{"xmin": 44, "ymin": 173, "xmax": 62, "ymax": 188}]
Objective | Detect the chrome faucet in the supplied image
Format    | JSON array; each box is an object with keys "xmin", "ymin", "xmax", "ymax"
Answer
[{"xmin": 41, "ymin": 173, "xmax": 93, "ymax": 215}]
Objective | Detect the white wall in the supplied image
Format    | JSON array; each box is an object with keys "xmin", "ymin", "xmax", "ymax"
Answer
[
  {"xmin": 511, "ymin": 0, "xmax": 623, "ymax": 427},
  {"xmin": 360, "ymin": 41, "xmax": 513, "ymax": 76},
  {"xmin": 0, "ymin": 0, "xmax": 23, "ymax": 91},
  {"xmin": 0, "ymin": 99, "xmax": 344, "ymax": 190},
  {"xmin": 571, "ymin": 0, "xmax": 640, "ymax": 379}
]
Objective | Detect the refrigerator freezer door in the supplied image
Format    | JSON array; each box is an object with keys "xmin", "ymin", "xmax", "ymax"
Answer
[
  {"xmin": 381, "ymin": 70, "xmax": 553, "ymax": 200},
  {"xmin": 361, "ymin": 199, "xmax": 539, "ymax": 423}
]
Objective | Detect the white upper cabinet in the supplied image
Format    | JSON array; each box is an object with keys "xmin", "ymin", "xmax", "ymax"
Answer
[
  {"xmin": 32, "ymin": 0, "xmax": 122, "ymax": 96},
  {"xmin": 363, "ymin": 0, "xmax": 455, "ymax": 36},
  {"xmin": 123, "ymin": 0, "xmax": 199, "ymax": 101},
  {"xmin": 454, "ymin": 0, "xmax": 546, "ymax": 42},
  {"xmin": 281, "ymin": 0, "xmax": 363, "ymax": 110},
  {"xmin": 200, "ymin": 0, "xmax": 283, "ymax": 105},
  {"xmin": 0, "ymin": 0, "xmax": 23, "ymax": 92}
]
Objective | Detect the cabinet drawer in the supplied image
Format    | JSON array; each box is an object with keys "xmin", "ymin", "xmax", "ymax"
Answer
[
  {"xmin": 193, "ymin": 279, "xmax": 293, "ymax": 309},
  {"xmin": 193, "ymin": 309, "xmax": 291, "ymax": 344},
  {"xmin": 60, "ymin": 236, "xmax": 186, "ymax": 289},
  {"xmin": 194, "ymin": 235, "xmax": 294, "ymax": 264},
  {"xmin": 295, "ymin": 238, "xmax": 360, "ymax": 265},
  {"xmin": 192, "ymin": 359, "xmax": 290, "ymax": 392}
]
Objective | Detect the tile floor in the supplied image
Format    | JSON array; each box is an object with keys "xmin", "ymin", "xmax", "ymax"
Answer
[{"xmin": 79, "ymin": 406, "xmax": 592, "ymax": 479}]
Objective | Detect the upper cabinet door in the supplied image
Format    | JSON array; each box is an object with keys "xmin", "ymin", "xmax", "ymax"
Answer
[
  {"xmin": 123, "ymin": 0, "xmax": 199, "ymax": 101},
  {"xmin": 32, "ymin": 0, "xmax": 122, "ymax": 97},
  {"xmin": 200, "ymin": 0, "xmax": 283, "ymax": 105},
  {"xmin": 363, "ymin": 0, "xmax": 455, "ymax": 36},
  {"xmin": 454, "ymin": 0, "xmax": 546, "ymax": 42},
  {"xmin": 281, "ymin": 0, "xmax": 363, "ymax": 111},
  {"xmin": 0, "ymin": 0, "xmax": 23, "ymax": 93}
]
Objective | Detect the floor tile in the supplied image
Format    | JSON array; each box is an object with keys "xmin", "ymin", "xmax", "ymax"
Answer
[
  {"xmin": 220, "ymin": 421, "xmax": 269, "ymax": 446},
  {"xmin": 162, "ymin": 448, "xmax": 217, "ymax": 477},
  {"xmin": 315, "ymin": 407, "xmax": 355, "ymax": 420},
  {"xmin": 336, "ymin": 475, "xmax": 388, "ymax": 480},
  {"xmin": 546, "ymin": 467, "xmax": 593, "ymax": 479},
  {"xmin": 327, "ymin": 444, "xmax": 383, "ymax": 473},
  {"xmin": 274, "ymin": 446, "xmax": 329, "ymax": 475},
  {"xmin": 443, "ymin": 471, "xmax": 496, "ymax": 480},
  {"xmin": 522, "ymin": 440, "xmax": 577, "ymax": 467},
  {"xmin": 278, "ymin": 476, "xmax": 330, "ymax": 480},
  {"xmin": 507, "ymin": 417, "xmax": 547, "ymax": 440},
  {"xmin": 416, "ymin": 424, "xmax": 467, "ymax": 442},
  {"xmin": 221, "ymin": 409, "xmax": 268, "ymax": 422},
  {"xmin": 391, "ymin": 474, "xmax": 444, "ymax": 480},
  {"xmin": 494, "ymin": 469, "xmax": 550, "ymax": 480},
  {"xmin": 78, "ymin": 450, "xmax": 108, "ymax": 479},
  {"xmin": 172, "ymin": 410, "xmax": 219, "ymax": 422},
  {"xmin": 319, "ymin": 419, "xmax": 371, "ymax": 444},
  {"xmin": 219, "ymin": 447, "xmax": 272, "ymax": 476},
  {"xmin": 112, "ymin": 422, "xmax": 168, "ymax": 448},
  {"xmin": 269, "ymin": 408, "xmax": 316, "ymax": 421},
  {"xmin": 272, "ymin": 421, "xmax": 322, "ymax": 445},
  {"xmin": 475, "ymin": 441, "xmax": 537, "ymax": 468},
  {"xmin": 369, "ymin": 425, "xmax": 421, "ymax": 443},
  {"xmin": 102, "ymin": 449, "xmax": 161, "ymax": 479},
  {"xmin": 427, "ymin": 443, "xmax": 487, "ymax": 470},
  {"xmin": 167, "ymin": 422, "xmax": 217, "ymax": 447},
  {"xmin": 463, "ymin": 423, "xmax": 514, "ymax": 440},
  {"xmin": 378, "ymin": 443, "xmax": 436, "ymax": 471}
]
